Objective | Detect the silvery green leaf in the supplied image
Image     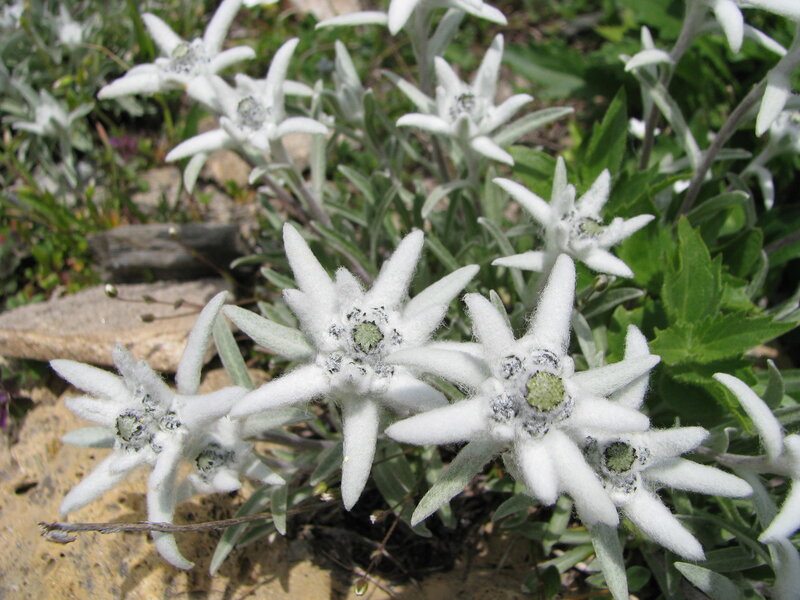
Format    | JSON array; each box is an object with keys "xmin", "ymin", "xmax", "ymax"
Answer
[
  {"xmin": 764, "ymin": 359, "xmax": 785, "ymax": 409},
  {"xmin": 223, "ymin": 305, "xmax": 315, "ymax": 360},
  {"xmin": 589, "ymin": 523, "xmax": 629, "ymax": 600},
  {"xmin": 674, "ymin": 563, "xmax": 743, "ymax": 600},
  {"xmin": 572, "ymin": 310, "xmax": 604, "ymax": 369},
  {"xmin": 493, "ymin": 107, "xmax": 574, "ymax": 147},
  {"xmin": 410, "ymin": 440, "xmax": 498, "ymax": 526},
  {"xmin": 582, "ymin": 288, "xmax": 644, "ymax": 320},
  {"xmin": 62, "ymin": 426, "xmax": 114, "ymax": 448},
  {"xmin": 428, "ymin": 9, "xmax": 464, "ymax": 57},
  {"xmin": 478, "ymin": 217, "xmax": 525, "ymax": 301},
  {"xmin": 182, "ymin": 152, "xmax": 208, "ymax": 194},
  {"xmin": 271, "ymin": 484, "xmax": 288, "ymax": 535},
  {"xmin": 422, "ymin": 179, "xmax": 471, "ymax": 218},
  {"xmin": 209, "ymin": 485, "xmax": 272, "ymax": 575},
  {"xmin": 241, "ymin": 407, "xmax": 308, "ymax": 437},
  {"xmin": 213, "ymin": 314, "xmax": 254, "ymax": 390},
  {"xmin": 309, "ymin": 441, "xmax": 343, "ymax": 486},
  {"xmin": 492, "ymin": 494, "xmax": 535, "ymax": 522},
  {"xmin": 646, "ymin": 82, "xmax": 701, "ymax": 169},
  {"xmin": 543, "ymin": 496, "xmax": 573, "ymax": 553}
]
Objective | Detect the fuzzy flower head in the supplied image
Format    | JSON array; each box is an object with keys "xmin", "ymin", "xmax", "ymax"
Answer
[
  {"xmin": 98, "ymin": 0, "xmax": 254, "ymax": 100},
  {"xmin": 317, "ymin": 0, "xmax": 505, "ymax": 36},
  {"xmin": 583, "ymin": 426, "xmax": 751, "ymax": 560},
  {"xmin": 386, "ymin": 255, "xmax": 661, "ymax": 527},
  {"xmin": 396, "ymin": 34, "xmax": 532, "ymax": 166},
  {"xmin": 51, "ymin": 292, "xmax": 255, "ymax": 569},
  {"xmin": 493, "ymin": 158, "xmax": 654, "ymax": 278},
  {"xmin": 166, "ymin": 38, "xmax": 326, "ymax": 161},
  {"xmin": 225, "ymin": 225, "xmax": 478, "ymax": 509}
]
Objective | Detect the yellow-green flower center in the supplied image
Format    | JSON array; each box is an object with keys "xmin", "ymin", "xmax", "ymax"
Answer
[
  {"xmin": 353, "ymin": 321, "xmax": 384, "ymax": 353},
  {"xmin": 525, "ymin": 372, "xmax": 565, "ymax": 412},
  {"xmin": 603, "ymin": 442, "xmax": 636, "ymax": 473},
  {"xmin": 577, "ymin": 217, "xmax": 604, "ymax": 236}
]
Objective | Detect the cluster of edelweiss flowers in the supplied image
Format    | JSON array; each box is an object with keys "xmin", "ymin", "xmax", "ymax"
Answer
[{"xmin": 51, "ymin": 0, "xmax": 800, "ymax": 582}]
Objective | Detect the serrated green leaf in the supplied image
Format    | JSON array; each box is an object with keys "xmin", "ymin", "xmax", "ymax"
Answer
[{"xmin": 662, "ymin": 218, "xmax": 721, "ymax": 323}]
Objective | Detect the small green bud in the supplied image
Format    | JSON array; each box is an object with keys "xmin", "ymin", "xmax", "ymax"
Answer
[
  {"xmin": 525, "ymin": 371, "xmax": 565, "ymax": 412},
  {"xmin": 603, "ymin": 441, "xmax": 637, "ymax": 473},
  {"xmin": 352, "ymin": 321, "xmax": 383, "ymax": 353}
]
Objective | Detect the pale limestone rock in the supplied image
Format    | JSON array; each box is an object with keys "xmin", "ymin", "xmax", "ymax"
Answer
[
  {"xmin": 0, "ymin": 279, "xmax": 228, "ymax": 373},
  {"xmin": 203, "ymin": 149, "xmax": 251, "ymax": 188},
  {"xmin": 289, "ymin": 0, "xmax": 363, "ymax": 20}
]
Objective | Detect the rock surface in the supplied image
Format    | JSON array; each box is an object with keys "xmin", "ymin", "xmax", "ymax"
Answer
[
  {"xmin": 289, "ymin": 0, "xmax": 363, "ymax": 20},
  {"xmin": 0, "ymin": 279, "xmax": 228, "ymax": 373},
  {"xmin": 89, "ymin": 223, "xmax": 245, "ymax": 283}
]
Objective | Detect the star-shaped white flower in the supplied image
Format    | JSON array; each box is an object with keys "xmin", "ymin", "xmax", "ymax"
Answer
[
  {"xmin": 385, "ymin": 255, "xmax": 660, "ymax": 527},
  {"xmin": 756, "ymin": 23, "xmax": 800, "ymax": 136},
  {"xmin": 395, "ymin": 34, "xmax": 532, "ymax": 166},
  {"xmin": 98, "ymin": 0, "xmax": 254, "ymax": 100},
  {"xmin": 165, "ymin": 38, "xmax": 327, "ymax": 161},
  {"xmin": 694, "ymin": 0, "xmax": 800, "ymax": 55},
  {"xmin": 582, "ymin": 427, "xmax": 751, "ymax": 560},
  {"xmin": 317, "ymin": 0, "xmax": 505, "ymax": 36},
  {"xmin": 714, "ymin": 373, "xmax": 800, "ymax": 543},
  {"xmin": 224, "ymin": 224, "xmax": 478, "ymax": 510},
  {"xmin": 52, "ymin": 292, "xmax": 254, "ymax": 569},
  {"xmin": 10, "ymin": 87, "xmax": 92, "ymax": 139},
  {"xmin": 492, "ymin": 158, "xmax": 654, "ymax": 278}
]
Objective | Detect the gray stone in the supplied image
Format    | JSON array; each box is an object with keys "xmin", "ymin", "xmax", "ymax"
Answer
[
  {"xmin": 89, "ymin": 223, "xmax": 245, "ymax": 283},
  {"xmin": 0, "ymin": 279, "xmax": 228, "ymax": 372},
  {"xmin": 203, "ymin": 149, "xmax": 252, "ymax": 188}
]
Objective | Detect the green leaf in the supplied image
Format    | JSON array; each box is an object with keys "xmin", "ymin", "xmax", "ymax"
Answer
[
  {"xmin": 687, "ymin": 191, "xmax": 749, "ymax": 228},
  {"xmin": 763, "ymin": 360, "xmax": 785, "ymax": 409},
  {"xmin": 209, "ymin": 485, "xmax": 271, "ymax": 575},
  {"xmin": 271, "ymin": 484, "xmax": 288, "ymax": 536},
  {"xmin": 509, "ymin": 146, "xmax": 556, "ymax": 199},
  {"xmin": 543, "ymin": 496, "xmax": 574, "ymax": 553},
  {"xmin": 309, "ymin": 441, "xmax": 343, "ymax": 486},
  {"xmin": 492, "ymin": 494, "xmax": 535, "ymax": 522},
  {"xmin": 494, "ymin": 106, "xmax": 574, "ymax": 147},
  {"xmin": 581, "ymin": 88, "xmax": 627, "ymax": 182},
  {"xmin": 422, "ymin": 180, "xmax": 472, "ymax": 218},
  {"xmin": 223, "ymin": 305, "xmax": 315, "ymax": 360},
  {"xmin": 674, "ymin": 563, "xmax": 744, "ymax": 600},
  {"xmin": 662, "ymin": 218, "xmax": 721, "ymax": 323},
  {"xmin": 589, "ymin": 523, "xmax": 628, "ymax": 600},
  {"xmin": 411, "ymin": 440, "xmax": 497, "ymax": 526},
  {"xmin": 522, "ymin": 565, "xmax": 562, "ymax": 596},
  {"xmin": 213, "ymin": 316, "xmax": 254, "ymax": 390}
]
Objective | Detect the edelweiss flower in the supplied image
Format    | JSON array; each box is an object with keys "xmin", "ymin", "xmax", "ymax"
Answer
[
  {"xmin": 52, "ymin": 292, "xmax": 263, "ymax": 569},
  {"xmin": 744, "ymin": 110, "xmax": 800, "ymax": 208},
  {"xmin": 225, "ymin": 225, "xmax": 478, "ymax": 509},
  {"xmin": 166, "ymin": 38, "xmax": 326, "ymax": 161},
  {"xmin": 98, "ymin": 0, "xmax": 254, "ymax": 100},
  {"xmin": 583, "ymin": 427, "xmax": 751, "ymax": 560},
  {"xmin": 395, "ymin": 34, "xmax": 532, "ymax": 166},
  {"xmin": 492, "ymin": 158, "xmax": 654, "ymax": 278},
  {"xmin": 692, "ymin": 0, "xmax": 800, "ymax": 54},
  {"xmin": 11, "ymin": 88, "xmax": 92, "ymax": 139},
  {"xmin": 385, "ymin": 255, "xmax": 660, "ymax": 526},
  {"xmin": 756, "ymin": 24, "xmax": 800, "ymax": 136},
  {"xmin": 714, "ymin": 373, "xmax": 800, "ymax": 542},
  {"xmin": 317, "ymin": 0, "xmax": 505, "ymax": 36}
]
